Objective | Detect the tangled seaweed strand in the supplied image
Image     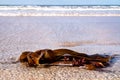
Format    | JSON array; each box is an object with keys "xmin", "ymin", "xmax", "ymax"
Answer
[
  {"xmin": 63, "ymin": 55, "xmax": 110, "ymax": 70},
  {"xmin": 19, "ymin": 49, "xmax": 113, "ymax": 70}
]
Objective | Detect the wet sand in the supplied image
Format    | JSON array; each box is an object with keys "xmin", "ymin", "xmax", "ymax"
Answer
[{"xmin": 0, "ymin": 16, "xmax": 120, "ymax": 80}]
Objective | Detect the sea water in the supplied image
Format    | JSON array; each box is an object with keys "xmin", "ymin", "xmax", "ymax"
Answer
[
  {"xmin": 0, "ymin": 5, "xmax": 120, "ymax": 16},
  {"xmin": 0, "ymin": 5, "xmax": 120, "ymax": 54}
]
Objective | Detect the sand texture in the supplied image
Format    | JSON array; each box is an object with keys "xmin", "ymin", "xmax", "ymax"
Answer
[{"xmin": 0, "ymin": 16, "xmax": 120, "ymax": 80}]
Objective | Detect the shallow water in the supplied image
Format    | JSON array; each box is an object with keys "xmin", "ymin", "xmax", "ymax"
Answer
[
  {"xmin": 0, "ymin": 16, "xmax": 120, "ymax": 44},
  {"xmin": 0, "ymin": 16, "xmax": 120, "ymax": 55}
]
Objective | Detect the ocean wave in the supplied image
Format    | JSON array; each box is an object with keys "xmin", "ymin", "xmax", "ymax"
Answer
[{"xmin": 0, "ymin": 5, "xmax": 120, "ymax": 16}]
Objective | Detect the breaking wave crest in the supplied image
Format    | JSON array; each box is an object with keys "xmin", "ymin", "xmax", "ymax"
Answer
[{"xmin": 0, "ymin": 5, "xmax": 120, "ymax": 16}]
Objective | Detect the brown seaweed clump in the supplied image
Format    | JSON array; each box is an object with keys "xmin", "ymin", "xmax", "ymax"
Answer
[{"xmin": 19, "ymin": 49, "xmax": 113, "ymax": 70}]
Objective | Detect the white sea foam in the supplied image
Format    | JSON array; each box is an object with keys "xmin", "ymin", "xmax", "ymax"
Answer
[{"xmin": 0, "ymin": 6, "xmax": 120, "ymax": 16}]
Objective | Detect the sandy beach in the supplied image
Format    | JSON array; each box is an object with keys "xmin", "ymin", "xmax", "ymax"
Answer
[{"xmin": 0, "ymin": 16, "xmax": 120, "ymax": 80}]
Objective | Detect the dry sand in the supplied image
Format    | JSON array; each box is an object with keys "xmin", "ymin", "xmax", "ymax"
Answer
[{"xmin": 0, "ymin": 16, "xmax": 120, "ymax": 80}]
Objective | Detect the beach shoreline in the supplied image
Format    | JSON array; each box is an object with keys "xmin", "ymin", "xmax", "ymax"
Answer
[{"xmin": 0, "ymin": 16, "xmax": 120, "ymax": 80}]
